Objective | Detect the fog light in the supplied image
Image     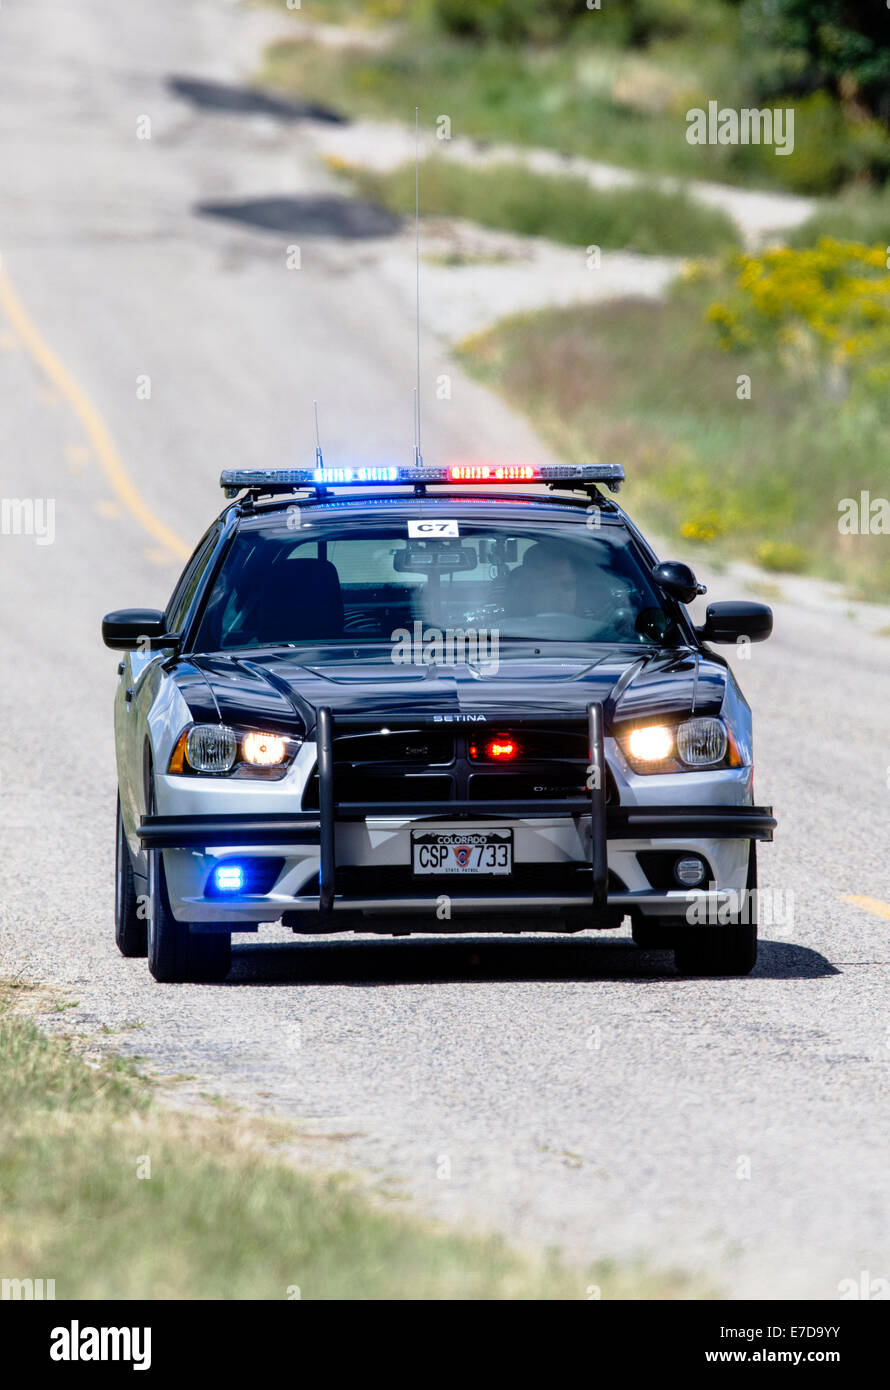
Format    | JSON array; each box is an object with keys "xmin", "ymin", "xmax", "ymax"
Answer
[
  {"xmin": 214, "ymin": 864, "xmax": 244, "ymax": 892},
  {"xmin": 674, "ymin": 855, "xmax": 706, "ymax": 887}
]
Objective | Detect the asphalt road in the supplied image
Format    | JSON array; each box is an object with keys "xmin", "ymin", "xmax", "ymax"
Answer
[{"xmin": 1, "ymin": 0, "xmax": 888, "ymax": 1300}]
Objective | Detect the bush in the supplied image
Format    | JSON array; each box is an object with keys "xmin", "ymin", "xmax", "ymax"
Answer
[
  {"xmin": 755, "ymin": 539, "xmax": 809, "ymax": 573},
  {"xmin": 790, "ymin": 191, "xmax": 890, "ymax": 249},
  {"xmin": 433, "ymin": 0, "xmax": 727, "ymax": 45},
  {"xmin": 706, "ymin": 238, "xmax": 890, "ymax": 404},
  {"xmin": 433, "ymin": 0, "xmax": 580, "ymax": 43},
  {"xmin": 741, "ymin": 0, "xmax": 890, "ymax": 124}
]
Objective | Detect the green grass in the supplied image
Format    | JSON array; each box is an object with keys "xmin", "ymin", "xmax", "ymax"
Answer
[
  {"xmin": 342, "ymin": 158, "xmax": 739, "ymax": 255},
  {"xmin": 259, "ymin": 22, "xmax": 888, "ymax": 195},
  {"xmin": 0, "ymin": 987, "xmax": 701, "ymax": 1299},
  {"xmin": 790, "ymin": 188, "xmax": 890, "ymax": 248},
  {"xmin": 457, "ymin": 284, "xmax": 890, "ymax": 599},
  {"xmin": 261, "ymin": 34, "xmax": 736, "ymax": 182}
]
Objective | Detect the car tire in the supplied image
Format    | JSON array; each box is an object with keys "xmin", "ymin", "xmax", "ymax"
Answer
[
  {"xmin": 673, "ymin": 845, "xmax": 758, "ymax": 977},
  {"xmin": 115, "ymin": 795, "xmax": 148, "ymax": 958},
  {"xmin": 188, "ymin": 930, "xmax": 232, "ymax": 984},
  {"xmin": 631, "ymin": 918, "xmax": 676, "ymax": 950},
  {"xmin": 147, "ymin": 846, "xmax": 231, "ymax": 984}
]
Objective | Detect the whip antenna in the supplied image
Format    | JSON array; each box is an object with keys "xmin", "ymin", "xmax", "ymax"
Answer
[
  {"xmin": 313, "ymin": 399, "xmax": 323, "ymax": 469},
  {"xmin": 413, "ymin": 107, "xmax": 423, "ymax": 466}
]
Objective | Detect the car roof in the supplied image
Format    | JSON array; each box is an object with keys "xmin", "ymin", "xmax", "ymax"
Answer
[{"xmin": 226, "ymin": 490, "xmax": 633, "ymax": 532}]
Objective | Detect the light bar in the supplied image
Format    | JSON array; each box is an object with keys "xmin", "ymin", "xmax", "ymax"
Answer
[{"xmin": 220, "ymin": 463, "xmax": 624, "ymax": 495}]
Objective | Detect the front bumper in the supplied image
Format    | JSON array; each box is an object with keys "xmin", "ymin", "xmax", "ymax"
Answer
[{"xmin": 138, "ymin": 703, "xmax": 775, "ymax": 928}]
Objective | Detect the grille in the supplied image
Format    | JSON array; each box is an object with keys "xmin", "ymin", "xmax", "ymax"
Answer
[{"xmin": 302, "ymin": 719, "xmax": 616, "ymax": 810}]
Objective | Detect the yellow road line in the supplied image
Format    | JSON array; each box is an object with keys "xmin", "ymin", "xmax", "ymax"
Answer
[
  {"xmin": 842, "ymin": 894, "xmax": 890, "ymax": 922},
  {"xmin": 0, "ymin": 269, "xmax": 190, "ymax": 559}
]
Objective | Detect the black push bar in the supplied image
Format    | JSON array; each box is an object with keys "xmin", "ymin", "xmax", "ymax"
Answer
[{"xmin": 138, "ymin": 698, "xmax": 774, "ymax": 921}]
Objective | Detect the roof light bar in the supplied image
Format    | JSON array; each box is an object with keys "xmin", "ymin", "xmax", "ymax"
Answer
[{"xmin": 220, "ymin": 463, "xmax": 625, "ymax": 496}]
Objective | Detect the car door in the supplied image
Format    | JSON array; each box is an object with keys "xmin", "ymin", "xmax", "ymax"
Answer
[{"xmin": 117, "ymin": 525, "xmax": 222, "ymax": 859}]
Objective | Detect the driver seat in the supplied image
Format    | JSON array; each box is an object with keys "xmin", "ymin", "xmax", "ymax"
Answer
[{"xmin": 246, "ymin": 557, "xmax": 344, "ymax": 643}]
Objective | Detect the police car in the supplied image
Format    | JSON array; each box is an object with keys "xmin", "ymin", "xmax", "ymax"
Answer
[{"xmin": 103, "ymin": 463, "xmax": 775, "ymax": 983}]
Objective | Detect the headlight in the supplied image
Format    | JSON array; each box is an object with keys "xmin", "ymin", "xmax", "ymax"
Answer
[
  {"xmin": 627, "ymin": 725, "xmax": 673, "ymax": 762},
  {"xmin": 242, "ymin": 732, "xmax": 287, "ymax": 766},
  {"xmin": 168, "ymin": 725, "xmax": 300, "ymax": 776},
  {"xmin": 620, "ymin": 717, "xmax": 737, "ymax": 773},
  {"xmin": 676, "ymin": 716, "xmax": 727, "ymax": 767},
  {"xmin": 185, "ymin": 724, "xmax": 237, "ymax": 773}
]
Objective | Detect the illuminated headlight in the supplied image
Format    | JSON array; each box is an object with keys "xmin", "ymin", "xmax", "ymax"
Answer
[
  {"xmin": 621, "ymin": 717, "xmax": 735, "ymax": 773},
  {"xmin": 185, "ymin": 724, "xmax": 237, "ymax": 773},
  {"xmin": 169, "ymin": 724, "xmax": 301, "ymax": 776},
  {"xmin": 627, "ymin": 725, "xmax": 673, "ymax": 763},
  {"xmin": 242, "ymin": 732, "xmax": 287, "ymax": 766},
  {"xmin": 676, "ymin": 717, "xmax": 727, "ymax": 767}
]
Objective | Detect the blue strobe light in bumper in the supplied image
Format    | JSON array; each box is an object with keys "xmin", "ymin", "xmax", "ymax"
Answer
[{"xmin": 214, "ymin": 864, "xmax": 244, "ymax": 892}]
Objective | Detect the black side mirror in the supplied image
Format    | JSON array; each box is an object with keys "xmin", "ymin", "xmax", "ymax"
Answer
[
  {"xmin": 102, "ymin": 609, "xmax": 180, "ymax": 651},
  {"xmin": 651, "ymin": 560, "xmax": 705, "ymax": 605},
  {"xmin": 697, "ymin": 601, "xmax": 773, "ymax": 644}
]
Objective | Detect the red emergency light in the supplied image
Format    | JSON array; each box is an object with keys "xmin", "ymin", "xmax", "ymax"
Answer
[
  {"xmin": 469, "ymin": 737, "xmax": 519, "ymax": 761},
  {"xmin": 449, "ymin": 465, "xmax": 537, "ymax": 482}
]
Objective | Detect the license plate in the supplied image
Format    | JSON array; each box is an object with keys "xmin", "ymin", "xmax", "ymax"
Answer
[{"xmin": 411, "ymin": 830, "xmax": 513, "ymax": 876}]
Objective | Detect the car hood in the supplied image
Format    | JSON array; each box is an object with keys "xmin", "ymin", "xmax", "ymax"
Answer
[{"xmin": 172, "ymin": 644, "xmax": 728, "ymax": 734}]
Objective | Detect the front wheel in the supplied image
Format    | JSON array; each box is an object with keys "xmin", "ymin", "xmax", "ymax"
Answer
[
  {"xmin": 147, "ymin": 848, "xmax": 231, "ymax": 983},
  {"xmin": 673, "ymin": 922, "xmax": 757, "ymax": 976},
  {"xmin": 673, "ymin": 844, "xmax": 758, "ymax": 977},
  {"xmin": 631, "ymin": 918, "xmax": 676, "ymax": 950}
]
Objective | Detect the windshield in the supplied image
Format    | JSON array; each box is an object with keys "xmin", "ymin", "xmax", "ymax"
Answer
[{"xmin": 191, "ymin": 519, "xmax": 679, "ymax": 651}]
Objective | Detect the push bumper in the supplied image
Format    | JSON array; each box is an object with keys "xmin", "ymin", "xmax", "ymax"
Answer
[{"xmin": 138, "ymin": 704, "xmax": 775, "ymax": 923}]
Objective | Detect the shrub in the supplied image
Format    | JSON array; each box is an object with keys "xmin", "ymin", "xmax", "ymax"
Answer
[
  {"xmin": 741, "ymin": 0, "xmax": 890, "ymax": 125},
  {"xmin": 433, "ymin": 0, "xmax": 580, "ymax": 43},
  {"xmin": 755, "ymin": 539, "xmax": 809, "ymax": 573},
  {"xmin": 706, "ymin": 238, "xmax": 890, "ymax": 404}
]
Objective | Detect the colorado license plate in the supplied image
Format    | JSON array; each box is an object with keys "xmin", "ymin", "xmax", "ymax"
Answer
[{"xmin": 411, "ymin": 830, "xmax": 513, "ymax": 876}]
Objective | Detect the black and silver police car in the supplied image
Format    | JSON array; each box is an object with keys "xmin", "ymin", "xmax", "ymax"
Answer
[{"xmin": 103, "ymin": 463, "xmax": 775, "ymax": 983}]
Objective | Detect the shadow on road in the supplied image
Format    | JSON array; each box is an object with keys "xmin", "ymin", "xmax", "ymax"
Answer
[
  {"xmin": 197, "ymin": 195, "xmax": 402, "ymax": 239},
  {"xmin": 223, "ymin": 935, "xmax": 837, "ymax": 986},
  {"xmin": 167, "ymin": 76, "xmax": 345, "ymax": 124}
]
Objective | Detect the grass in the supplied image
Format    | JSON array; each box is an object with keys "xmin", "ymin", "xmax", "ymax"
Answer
[
  {"xmin": 260, "ymin": 33, "xmax": 736, "ymax": 182},
  {"xmin": 790, "ymin": 188, "xmax": 890, "ymax": 248},
  {"xmin": 457, "ymin": 283, "xmax": 890, "ymax": 599},
  {"xmin": 258, "ymin": 19, "xmax": 886, "ymax": 195},
  {"xmin": 0, "ymin": 985, "xmax": 701, "ymax": 1300},
  {"xmin": 340, "ymin": 158, "xmax": 740, "ymax": 255}
]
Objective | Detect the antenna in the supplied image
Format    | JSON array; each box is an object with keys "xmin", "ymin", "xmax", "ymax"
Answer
[
  {"xmin": 413, "ymin": 107, "xmax": 423, "ymax": 467},
  {"xmin": 313, "ymin": 399, "xmax": 323, "ymax": 469}
]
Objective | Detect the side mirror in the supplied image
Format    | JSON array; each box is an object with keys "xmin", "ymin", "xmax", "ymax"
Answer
[
  {"xmin": 697, "ymin": 601, "xmax": 772, "ymax": 644},
  {"xmin": 651, "ymin": 561, "xmax": 705, "ymax": 605},
  {"xmin": 102, "ymin": 608, "xmax": 180, "ymax": 651}
]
